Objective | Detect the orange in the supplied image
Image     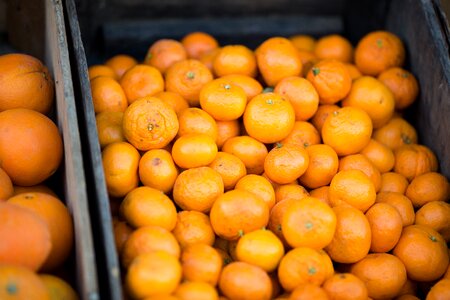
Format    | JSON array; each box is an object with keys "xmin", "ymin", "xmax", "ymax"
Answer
[
  {"xmin": 0, "ymin": 202, "xmax": 51, "ymax": 271},
  {"xmin": 0, "ymin": 53, "xmax": 54, "ymax": 114},
  {"xmin": 282, "ymin": 196, "xmax": 336, "ymax": 249},
  {"xmin": 345, "ymin": 63, "xmax": 362, "ymax": 80},
  {"xmin": 105, "ymin": 54, "xmax": 138, "ymax": 79},
  {"xmin": 216, "ymin": 120, "xmax": 240, "ymax": 149},
  {"xmin": 309, "ymin": 186, "xmax": 330, "ymax": 205},
  {"xmin": 426, "ymin": 279, "xmax": 450, "ymax": 300},
  {"xmin": 398, "ymin": 279, "xmax": 418, "ymax": 297},
  {"xmin": 144, "ymin": 39, "xmax": 187, "ymax": 73},
  {"xmin": 88, "ymin": 64, "xmax": 117, "ymax": 80},
  {"xmin": 0, "ymin": 168, "xmax": 13, "ymax": 201},
  {"xmin": 222, "ymin": 135, "xmax": 268, "ymax": 175},
  {"xmin": 289, "ymin": 35, "xmax": 316, "ymax": 52},
  {"xmin": 165, "ymin": 59, "xmax": 214, "ymax": 106},
  {"xmin": 325, "ymin": 206, "xmax": 371, "ymax": 263},
  {"xmin": 306, "ymin": 59, "xmax": 351, "ymax": 105},
  {"xmin": 380, "ymin": 172, "xmax": 409, "ymax": 194},
  {"xmin": 120, "ymin": 64, "xmax": 164, "ymax": 104},
  {"xmin": 174, "ymin": 281, "xmax": 218, "ymax": 300},
  {"xmin": 321, "ymin": 106, "xmax": 372, "ymax": 156},
  {"xmin": 256, "ymin": 37, "xmax": 303, "ymax": 86},
  {"xmin": 393, "ymin": 225, "xmax": 449, "ymax": 281},
  {"xmin": 264, "ymin": 143, "xmax": 309, "ymax": 184},
  {"xmin": 280, "ymin": 121, "xmax": 321, "ymax": 148},
  {"xmin": 213, "ymin": 45, "xmax": 257, "ymax": 77},
  {"xmin": 182, "ymin": 32, "xmax": 219, "ymax": 59},
  {"xmin": 12, "ymin": 185, "xmax": 56, "ymax": 197},
  {"xmin": 154, "ymin": 91, "xmax": 189, "ymax": 116},
  {"xmin": 122, "ymin": 96, "xmax": 179, "ymax": 151},
  {"xmin": 90, "ymin": 76, "xmax": 128, "ymax": 114},
  {"xmin": 355, "ymin": 30, "xmax": 405, "ymax": 76},
  {"xmin": 397, "ymin": 295, "xmax": 420, "ymax": 300},
  {"xmin": 235, "ymin": 174, "xmax": 276, "ymax": 210},
  {"xmin": 322, "ymin": 273, "xmax": 368, "ymax": 300},
  {"xmin": 172, "ymin": 133, "xmax": 219, "ymax": 168},
  {"xmin": 40, "ymin": 274, "xmax": 78, "ymax": 300},
  {"xmin": 181, "ymin": 243, "xmax": 223, "ymax": 286},
  {"xmin": 376, "ymin": 192, "xmax": 415, "ymax": 227},
  {"xmin": 268, "ymin": 198, "xmax": 299, "ymax": 246},
  {"xmin": 314, "ymin": 34, "xmax": 353, "ymax": 63},
  {"xmin": 172, "ymin": 210, "xmax": 215, "ymax": 248},
  {"xmin": 278, "ymin": 247, "xmax": 333, "ymax": 291},
  {"xmin": 394, "ymin": 144, "xmax": 438, "ymax": 181},
  {"xmin": 275, "ymin": 184, "xmax": 309, "ymax": 204},
  {"xmin": 0, "ymin": 264, "xmax": 50, "ymax": 299},
  {"xmin": 200, "ymin": 79, "xmax": 247, "ymax": 121},
  {"xmin": 113, "ymin": 221, "xmax": 132, "ymax": 253},
  {"xmin": 199, "ymin": 48, "xmax": 221, "ymax": 72},
  {"xmin": 406, "ymin": 172, "xmax": 449, "ymax": 207},
  {"xmin": 415, "ymin": 201, "xmax": 450, "ymax": 241},
  {"xmin": 289, "ymin": 283, "xmax": 329, "ymax": 300},
  {"xmin": 139, "ymin": 149, "xmax": 179, "ymax": 193},
  {"xmin": 219, "ymin": 261, "xmax": 272, "ymax": 300},
  {"xmin": 125, "ymin": 251, "xmax": 182, "ymax": 299},
  {"xmin": 209, "ymin": 152, "xmax": 246, "ymax": 190},
  {"xmin": 177, "ymin": 107, "xmax": 218, "ymax": 141},
  {"xmin": 95, "ymin": 111, "xmax": 125, "ymax": 148},
  {"xmin": 274, "ymin": 76, "xmax": 319, "ymax": 121},
  {"xmin": 219, "ymin": 74, "xmax": 263, "ymax": 101},
  {"xmin": 210, "ymin": 189, "xmax": 270, "ymax": 240},
  {"xmin": 373, "ymin": 117, "xmax": 418, "ymax": 149},
  {"xmin": 329, "ymin": 170, "xmax": 376, "ymax": 212},
  {"xmin": 360, "ymin": 138, "xmax": 395, "ymax": 173},
  {"xmin": 299, "ymin": 144, "xmax": 338, "ymax": 189},
  {"xmin": 350, "ymin": 253, "xmax": 407, "ymax": 299},
  {"xmin": 310, "ymin": 104, "xmax": 340, "ymax": 133},
  {"xmin": 365, "ymin": 202, "xmax": 402, "ymax": 252},
  {"xmin": 120, "ymin": 186, "xmax": 177, "ymax": 230},
  {"xmin": 8, "ymin": 193, "xmax": 73, "ymax": 270},
  {"xmin": 173, "ymin": 167, "xmax": 224, "ymax": 213},
  {"xmin": 244, "ymin": 92, "xmax": 295, "ymax": 143},
  {"xmin": 378, "ymin": 67, "xmax": 419, "ymax": 110},
  {"xmin": 298, "ymin": 50, "xmax": 319, "ymax": 77},
  {"xmin": 0, "ymin": 109, "xmax": 63, "ymax": 186},
  {"xmin": 121, "ymin": 225, "xmax": 180, "ymax": 268},
  {"xmin": 236, "ymin": 229, "xmax": 284, "ymax": 272},
  {"xmin": 338, "ymin": 153, "xmax": 381, "ymax": 191},
  {"xmin": 102, "ymin": 142, "xmax": 140, "ymax": 197}
]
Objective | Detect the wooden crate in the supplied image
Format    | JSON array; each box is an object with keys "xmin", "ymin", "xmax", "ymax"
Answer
[
  {"xmin": 2, "ymin": 0, "xmax": 99, "ymax": 299},
  {"xmin": 64, "ymin": 0, "xmax": 450, "ymax": 298}
]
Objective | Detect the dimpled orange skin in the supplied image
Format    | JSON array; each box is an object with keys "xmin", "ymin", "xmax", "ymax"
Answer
[
  {"xmin": 120, "ymin": 64, "xmax": 164, "ymax": 104},
  {"xmin": 213, "ymin": 45, "xmax": 257, "ymax": 77},
  {"xmin": 338, "ymin": 153, "xmax": 382, "ymax": 192},
  {"xmin": 416, "ymin": 201, "xmax": 450, "ymax": 242},
  {"xmin": 322, "ymin": 273, "xmax": 369, "ymax": 300},
  {"xmin": 299, "ymin": 144, "xmax": 339, "ymax": 189},
  {"xmin": 209, "ymin": 152, "xmax": 247, "ymax": 191},
  {"xmin": 216, "ymin": 120, "xmax": 240, "ymax": 149},
  {"xmin": 222, "ymin": 136, "xmax": 268, "ymax": 175},
  {"xmin": 105, "ymin": 54, "xmax": 138, "ymax": 79},
  {"xmin": 406, "ymin": 172, "xmax": 450, "ymax": 208},
  {"xmin": 219, "ymin": 74, "xmax": 263, "ymax": 102},
  {"xmin": 90, "ymin": 76, "xmax": 128, "ymax": 114},
  {"xmin": 177, "ymin": 107, "xmax": 218, "ymax": 141},
  {"xmin": 314, "ymin": 34, "xmax": 354, "ymax": 63},
  {"xmin": 378, "ymin": 67, "xmax": 419, "ymax": 110},
  {"xmin": 122, "ymin": 97, "xmax": 179, "ymax": 151},
  {"xmin": 138, "ymin": 149, "xmax": 179, "ymax": 194},
  {"xmin": 172, "ymin": 210, "xmax": 215, "ymax": 248},
  {"xmin": 171, "ymin": 134, "xmax": 218, "ymax": 169},
  {"xmin": 394, "ymin": 144, "xmax": 438, "ymax": 181},
  {"xmin": 144, "ymin": 39, "xmax": 187, "ymax": 74},
  {"xmin": 182, "ymin": 32, "xmax": 219, "ymax": 59},
  {"xmin": 243, "ymin": 93, "xmax": 295, "ymax": 144},
  {"xmin": 235, "ymin": 174, "xmax": 276, "ymax": 210},
  {"xmin": 373, "ymin": 117, "xmax": 418, "ymax": 150},
  {"xmin": 255, "ymin": 37, "xmax": 303, "ymax": 86},
  {"xmin": 180, "ymin": 243, "xmax": 223, "ymax": 286},
  {"xmin": 376, "ymin": 192, "xmax": 416, "ymax": 227},
  {"xmin": 426, "ymin": 279, "xmax": 450, "ymax": 300}
]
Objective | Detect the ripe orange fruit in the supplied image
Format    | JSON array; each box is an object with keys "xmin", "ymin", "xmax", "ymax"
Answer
[
  {"xmin": 322, "ymin": 273, "xmax": 368, "ymax": 300},
  {"xmin": 172, "ymin": 210, "xmax": 215, "ymax": 248},
  {"xmin": 144, "ymin": 39, "xmax": 187, "ymax": 73},
  {"xmin": 274, "ymin": 76, "xmax": 319, "ymax": 121},
  {"xmin": 222, "ymin": 135, "xmax": 268, "ymax": 175},
  {"xmin": 310, "ymin": 104, "xmax": 340, "ymax": 133},
  {"xmin": 325, "ymin": 206, "xmax": 371, "ymax": 263},
  {"xmin": 181, "ymin": 243, "xmax": 223, "ymax": 286},
  {"xmin": 345, "ymin": 63, "xmax": 363, "ymax": 80},
  {"xmin": 219, "ymin": 74, "xmax": 263, "ymax": 101},
  {"xmin": 113, "ymin": 220, "xmax": 132, "ymax": 253},
  {"xmin": 415, "ymin": 201, "xmax": 450, "ymax": 242},
  {"xmin": 342, "ymin": 76, "xmax": 395, "ymax": 128},
  {"xmin": 216, "ymin": 120, "xmax": 240, "ymax": 149},
  {"xmin": 173, "ymin": 167, "xmax": 224, "ymax": 213},
  {"xmin": 0, "ymin": 202, "xmax": 51, "ymax": 271},
  {"xmin": 122, "ymin": 97, "xmax": 179, "ymax": 151},
  {"xmin": 350, "ymin": 253, "xmax": 407, "ymax": 299},
  {"xmin": 275, "ymin": 183, "xmax": 309, "ymax": 204},
  {"xmin": 199, "ymin": 48, "xmax": 221, "ymax": 72},
  {"xmin": 306, "ymin": 59, "xmax": 352, "ymax": 105},
  {"xmin": 121, "ymin": 225, "xmax": 180, "ymax": 268},
  {"xmin": 393, "ymin": 225, "xmax": 449, "ymax": 281},
  {"xmin": 268, "ymin": 198, "xmax": 300, "ymax": 246},
  {"xmin": 360, "ymin": 138, "xmax": 395, "ymax": 173},
  {"xmin": 355, "ymin": 30, "xmax": 405, "ymax": 76},
  {"xmin": 12, "ymin": 185, "xmax": 57, "ymax": 197},
  {"xmin": 282, "ymin": 197, "xmax": 336, "ymax": 249},
  {"xmin": 219, "ymin": 261, "xmax": 272, "ymax": 300},
  {"xmin": 90, "ymin": 76, "xmax": 128, "ymax": 114},
  {"xmin": 309, "ymin": 186, "xmax": 330, "ymax": 205},
  {"xmin": 299, "ymin": 144, "xmax": 339, "ymax": 189},
  {"xmin": 174, "ymin": 281, "xmax": 219, "ymax": 300},
  {"xmin": 314, "ymin": 34, "xmax": 353, "ymax": 63},
  {"xmin": 172, "ymin": 134, "xmax": 218, "ymax": 169},
  {"xmin": 0, "ymin": 168, "xmax": 13, "ymax": 201},
  {"xmin": 88, "ymin": 64, "xmax": 117, "ymax": 80},
  {"xmin": 138, "ymin": 149, "xmax": 179, "ymax": 193},
  {"xmin": 398, "ymin": 279, "xmax": 418, "ymax": 297},
  {"xmin": 256, "ymin": 37, "xmax": 303, "ymax": 86},
  {"xmin": 102, "ymin": 142, "xmax": 140, "ymax": 197},
  {"xmin": 8, "ymin": 193, "xmax": 74, "ymax": 270},
  {"xmin": 209, "ymin": 152, "xmax": 247, "ymax": 190},
  {"xmin": 213, "ymin": 45, "xmax": 257, "ymax": 77},
  {"xmin": 338, "ymin": 153, "xmax": 382, "ymax": 192},
  {"xmin": 105, "ymin": 54, "xmax": 138, "ymax": 79},
  {"xmin": 280, "ymin": 121, "xmax": 321, "ymax": 148},
  {"xmin": 0, "ymin": 109, "xmax": 63, "ymax": 186},
  {"xmin": 378, "ymin": 67, "xmax": 419, "ymax": 110},
  {"xmin": 373, "ymin": 117, "xmax": 418, "ymax": 149},
  {"xmin": 182, "ymin": 32, "xmax": 219, "ymax": 59},
  {"xmin": 426, "ymin": 279, "xmax": 450, "ymax": 300},
  {"xmin": 0, "ymin": 53, "xmax": 54, "ymax": 114},
  {"xmin": 40, "ymin": 274, "xmax": 78, "ymax": 300},
  {"xmin": 321, "ymin": 106, "xmax": 373, "ymax": 156},
  {"xmin": 0, "ymin": 264, "xmax": 50, "ymax": 299},
  {"xmin": 235, "ymin": 174, "xmax": 276, "ymax": 210},
  {"xmin": 406, "ymin": 172, "xmax": 449, "ymax": 207},
  {"xmin": 125, "ymin": 251, "xmax": 182, "ymax": 299},
  {"xmin": 329, "ymin": 170, "xmax": 376, "ymax": 212},
  {"xmin": 165, "ymin": 59, "xmax": 213, "ymax": 106},
  {"xmin": 244, "ymin": 92, "xmax": 295, "ymax": 144},
  {"xmin": 120, "ymin": 64, "xmax": 164, "ymax": 103},
  {"xmin": 380, "ymin": 172, "xmax": 409, "ymax": 194},
  {"xmin": 376, "ymin": 192, "xmax": 415, "ymax": 226},
  {"xmin": 177, "ymin": 107, "xmax": 218, "ymax": 141},
  {"xmin": 394, "ymin": 144, "xmax": 438, "ymax": 181},
  {"xmin": 210, "ymin": 189, "xmax": 270, "ymax": 240},
  {"xmin": 290, "ymin": 34, "xmax": 316, "ymax": 52},
  {"xmin": 278, "ymin": 247, "xmax": 333, "ymax": 291},
  {"xmin": 154, "ymin": 91, "xmax": 189, "ymax": 116},
  {"xmin": 290, "ymin": 283, "xmax": 329, "ymax": 300},
  {"xmin": 95, "ymin": 111, "xmax": 126, "ymax": 148},
  {"xmin": 200, "ymin": 79, "xmax": 247, "ymax": 121},
  {"xmin": 264, "ymin": 143, "xmax": 309, "ymax": 185}
]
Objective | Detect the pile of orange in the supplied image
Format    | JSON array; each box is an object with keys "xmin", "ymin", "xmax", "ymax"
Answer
[
  {"xmin": 0, "ymin": 53, "xmax": 78, "ymax": 299},
  {"xmin": 90, "ymin": 31, "xmax": 450, "ymax": 299}
]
